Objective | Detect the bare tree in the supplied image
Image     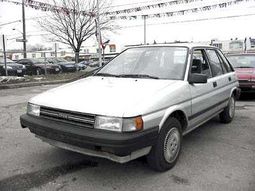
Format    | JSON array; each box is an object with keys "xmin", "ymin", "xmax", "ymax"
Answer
[{"xmin": 38, "ymin": 0, "xmax": 116, "ymax": 63}]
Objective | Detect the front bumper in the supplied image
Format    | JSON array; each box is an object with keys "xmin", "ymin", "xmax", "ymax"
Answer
[{"xmin": 20, "ymin": 114, "xmax": 158, "ymax": 162}]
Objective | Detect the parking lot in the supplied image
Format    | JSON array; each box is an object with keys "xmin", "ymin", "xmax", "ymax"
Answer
[{"xmin": 0, "ymin": 84, "xmax": 254, "ymax": 191}]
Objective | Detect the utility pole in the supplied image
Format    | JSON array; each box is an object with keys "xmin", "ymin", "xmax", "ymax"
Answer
[
  {"xmin": 96, "ymin": 0, "xmax": 102, "ymax": 67},
  {"xmin": 2, "ymin": 35, "xmax": 8, "ymax": 76},
  {"xmin": 55, "ymin": 43, "xmax": 57, "ymax": 57},
  {"xmin": 143, "ymin": 15, "xmax": 147, "ymax": 44},
  {"xmin": 22, "ymin": 0, "xmax": 27, "ymax": 58}
]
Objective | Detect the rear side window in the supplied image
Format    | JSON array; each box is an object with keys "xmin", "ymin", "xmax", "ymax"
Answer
[
  {"xmin": 217, "ymin": 50, "xmax": 233, "ymax": 72},
  {"xmin": 206, "ymin": 49, "xmax": 223, "ymax": 77}
]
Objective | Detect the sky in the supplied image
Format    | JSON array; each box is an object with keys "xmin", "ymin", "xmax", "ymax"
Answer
[{"xmin": 1, "ymin": 0, "xmax": 255, "ymax": 51}]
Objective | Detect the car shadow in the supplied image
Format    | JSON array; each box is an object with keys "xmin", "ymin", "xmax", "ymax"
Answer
[{"xmin": 239, "ymin": 92, "xmax": 255, "ymax": 101}]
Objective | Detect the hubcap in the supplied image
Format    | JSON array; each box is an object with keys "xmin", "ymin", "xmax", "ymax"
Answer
[
  {"xmin": 163, "ymin": 127, "xmax": 181, "ymax": 163},
  {"xmin": 229, "ymin": 97, "xmax": 235, "ymax": 118}
]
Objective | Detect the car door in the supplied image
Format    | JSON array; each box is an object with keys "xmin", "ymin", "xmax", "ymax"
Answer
[
  {"xmin": 205, "ymin": 49, "xmax": 230, "ymax": 111},
  {"xmin": 19, "ymin": 59, "xmax": 33, "ymax": 75},
  {"xmin": 188, "ymin": 48, "xmax": 218, "ymax": 129}
]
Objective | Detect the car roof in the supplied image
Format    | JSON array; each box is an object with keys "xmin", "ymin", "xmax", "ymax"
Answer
[{"xmin": 126, "ymin": 43, "xmax": 216, "ymax": 49}]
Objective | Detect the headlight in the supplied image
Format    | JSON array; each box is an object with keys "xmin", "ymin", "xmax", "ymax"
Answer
[
  {"xmin": 94, "ymin": 116, "xmax": 143, "ymax": 132},
  {"xmin": 27, "ymin": 103, "xmax": 40, "ymax": 116},
  {"xmin": 95, "ymin": 116, "xmax": 122, "ymax": 132}
]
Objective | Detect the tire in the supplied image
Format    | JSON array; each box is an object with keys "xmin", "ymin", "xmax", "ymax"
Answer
[
  {"xmin": 147, "ymin": 117, "xmax": 182, "ymax": 172},
  {"xmin": 219, "ymin": 94, "xmax": 236, "ymax": 123}
]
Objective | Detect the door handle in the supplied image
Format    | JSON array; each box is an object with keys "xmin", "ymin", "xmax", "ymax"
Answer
[
  {"xmin": 228, "ymin": 77, "xmax": 232, "ymax": 81},
  {"xmin": 213, "ymin": 82, "xmax": 217, "ymax": 88}
]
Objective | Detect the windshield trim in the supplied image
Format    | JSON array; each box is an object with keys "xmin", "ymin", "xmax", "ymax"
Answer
[{"xmin": 95, "ymin": 46, "xmax": 189, "ymax": 81}]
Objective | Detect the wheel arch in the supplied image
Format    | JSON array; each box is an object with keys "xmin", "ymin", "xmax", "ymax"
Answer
[
  {"xmin": 159, "ymin": 106, "xmax": 188, "ymax": 133},
  {"xmin": 230, "ymin": 87, "xmax": 241, "ymax": 100}
]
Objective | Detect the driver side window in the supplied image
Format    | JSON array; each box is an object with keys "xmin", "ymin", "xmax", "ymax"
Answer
[{"xmin": 191, "ymin": 49, "xmax": 212, "ymax": 78}]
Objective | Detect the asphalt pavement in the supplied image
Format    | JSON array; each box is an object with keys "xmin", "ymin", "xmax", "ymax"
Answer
[{"xmin": 0, "ymin": 84, "xmax": 254, "ymax": 191}]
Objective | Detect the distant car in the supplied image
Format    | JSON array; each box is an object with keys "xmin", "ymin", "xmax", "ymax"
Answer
[
  {"xmin": 89, "ymin": 60, "xmax": 108, "ymax": 67},
  {"xmin": 76, "ymin": 61, "xmax": 90, "ymax": 70},
  {"xmin": 17, "ymin": 59, "xmax": 61, "ymax": 75},
  {"xmin": 46, "ymin": 58, "xmax": 77, "ymax": 73},
  {"xmin": 226, "ymin": 53, "xmax": 255, "ymax": 93},
  {"xmin": 0, "ymin": 57, "xmax": 26, "ymax": 76}
]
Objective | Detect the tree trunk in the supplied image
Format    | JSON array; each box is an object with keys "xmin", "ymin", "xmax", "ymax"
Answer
[{"xmin": 75, "ymin": 51, "xmax": 79, "ymax": 63}]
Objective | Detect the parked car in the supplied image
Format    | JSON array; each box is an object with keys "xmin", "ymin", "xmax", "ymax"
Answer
[
  {"xmin": 89, "ymin": 60, "xmax": 108, "ymax": 67},
  {"xmin": 226, "ymin": 53, "xmax": 255, "ymax": 93},
  {"xmin": 17, "ymin": 59, "xmax": 61, "ymax": 75},
  {"xmin": 0, "ymin": 57, "xmax": 26, "ymax": 76},
  {"xmin": 20, "ymin": 44, "xmax": 239, "ymax": 171},
  {"xmin": 76, "ymin": 61, "xmax": 89, "ymax": 70},
  {"xmin": 46, "ymin": 58, "xmax": 77, "ymax": 73}
]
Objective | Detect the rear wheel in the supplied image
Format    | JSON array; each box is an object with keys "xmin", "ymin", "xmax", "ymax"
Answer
[
  {"xmin": 147, "ymin": 117, "xmax": 182, "ymax": 172},
  {"xmin": 219, "ymin": 95, "xmax": 235, "ymax": 123}
]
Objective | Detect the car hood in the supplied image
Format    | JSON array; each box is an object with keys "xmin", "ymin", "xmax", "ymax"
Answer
[
  {"xmin": 235, "ymin": 68, "xmax": 255, "ymax": 80},
  {"xmin": 29, "ymin": 76, "xmax": 177, "ymax": 117}
]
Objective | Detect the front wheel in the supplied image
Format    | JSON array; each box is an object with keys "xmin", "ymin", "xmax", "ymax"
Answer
[
  {"xmin": 147, "ymin": 117, "xmax": 182, "ymax": 172},
  {"xmin": 219, "ymin": 95, "xmax": 236, "ymax": 123}
]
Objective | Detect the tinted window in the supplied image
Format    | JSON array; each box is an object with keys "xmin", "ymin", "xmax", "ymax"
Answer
[
  {"xmin": 192, "ymin": 49, "xmax": 212, "ymax": 78},
  {"xmin": 98, "ymin": 47, "xmax": 188, "ymax": 80},
  {"xmin": 206, "ymin": 49, "xmax": 223, "ymax": 76}
]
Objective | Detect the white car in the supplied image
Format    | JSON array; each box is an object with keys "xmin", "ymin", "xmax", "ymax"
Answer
[{"xmin": 21, "ymin": 44, "xmax": 240, "ymax": 171}]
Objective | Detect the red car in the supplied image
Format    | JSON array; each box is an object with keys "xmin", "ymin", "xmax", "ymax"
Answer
[{"xmin": 226, "ymin": 53, "xmax": 255, "ymax": 92}]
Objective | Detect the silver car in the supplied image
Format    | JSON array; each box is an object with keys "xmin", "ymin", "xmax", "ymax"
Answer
[{"xmin": 20, "ymin": 44, "xmax": 240, "ymax": 171}]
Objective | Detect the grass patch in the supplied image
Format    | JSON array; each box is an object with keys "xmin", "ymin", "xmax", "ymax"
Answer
[{"xmin": 0, "ymin": 70, "xmax": 95, "ymax": 85}]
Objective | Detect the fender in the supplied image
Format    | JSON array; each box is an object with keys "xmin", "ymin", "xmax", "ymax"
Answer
[
  {"xmin": 230, "ymin": 86, "xmax": 241, "ymax": 99},
  {"xmin": 159, "ymin": 104, "xmax": 189, "ymax": 130}
]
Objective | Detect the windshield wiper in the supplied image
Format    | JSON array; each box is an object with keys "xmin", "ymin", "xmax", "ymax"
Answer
[
  {"xmin": 94, "ymin": 73, "xmax": 120, "ymax": 77},
  {"xmin": 118, "ymin": 74, "xmax": 159, "ymax": 79},
  {"xmin": 235, "ymin": 66, "xmax": 254, "ymax": 68}
]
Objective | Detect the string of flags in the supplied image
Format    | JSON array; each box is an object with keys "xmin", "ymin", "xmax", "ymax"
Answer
[
  {"xmin": 0, "ymin": 0, "xmax": 94, "ymax": 16},
  {"xmin": 0, "ymin": 0, "xmax": 254, "ymax": 20},
  {"xmin": 108, "ymin": 0, "xmax": 255, "ymax": 20},
  {"xmin": 105, "ymin": 0, "xmax": 204, "ymax": 16}
]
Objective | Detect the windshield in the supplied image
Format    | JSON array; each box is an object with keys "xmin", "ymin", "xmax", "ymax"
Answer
[
  {"xmin": 97, "ymin": 47, "xmax": 188, "ymax": 80},
  {"xmin": 227, "ymin": 55, "xmax": 255, "ymax": 68}
]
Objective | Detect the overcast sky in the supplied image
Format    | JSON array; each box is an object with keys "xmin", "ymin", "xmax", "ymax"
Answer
[{"xmin": 1, "ymin": 0, "xmax": 255, "ymax": 50}]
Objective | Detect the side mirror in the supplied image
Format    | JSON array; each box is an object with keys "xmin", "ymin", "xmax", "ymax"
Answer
[{"xmin": 189, "ymin": 73, "xmax": 208, "ymax": 84}]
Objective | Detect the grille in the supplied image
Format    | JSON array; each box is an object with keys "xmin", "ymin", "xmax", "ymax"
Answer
[{"xmin": 40, "ymin": 107, "xmax": 95, "ymax": 128}]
